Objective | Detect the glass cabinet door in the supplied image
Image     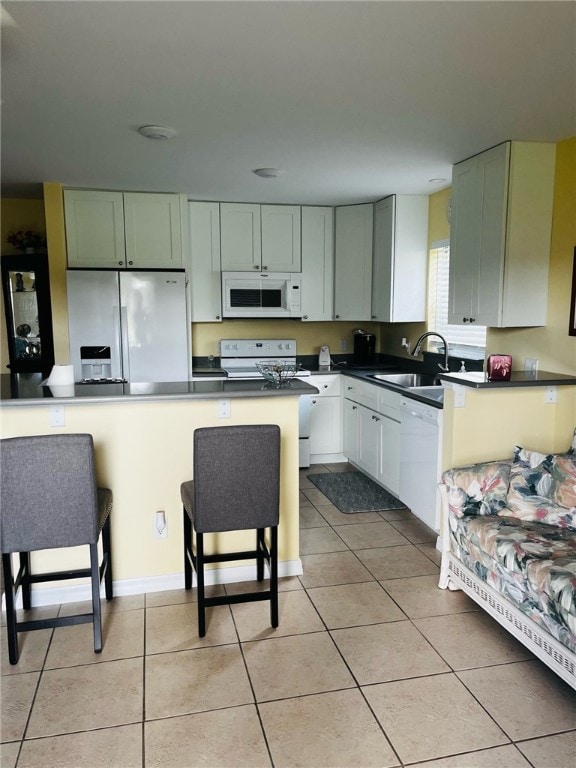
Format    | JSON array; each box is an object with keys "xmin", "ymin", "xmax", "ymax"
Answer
[{"xmin": 1, "ymin": 253, "xmax": 55, "ymax": 374}]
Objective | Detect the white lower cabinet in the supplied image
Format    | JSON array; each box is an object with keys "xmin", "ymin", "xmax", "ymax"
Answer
[
  {"xmin": 343, "ymin": 375, "xmax": 401, "ymax": 496},
  {"xmin": 308, "ymin": 375, "xmax": 343, "ymax": 461}
]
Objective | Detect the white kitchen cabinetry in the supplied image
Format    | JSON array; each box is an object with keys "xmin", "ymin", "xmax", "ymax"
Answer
[
  {"xmin": 372, "ymin": 195, "xmax": 429, "ymax": 322},
  {"xmin": 343, "ymin": 376, "xmax": 401, "ymax": 496},
  {"xmin": 220, "ymin": 203, "xmax": 261, "ymax": 271},
  {"xmin": 301, "ymin": 207, "xmax": 334, "ymax": 321},
  {"xmin": 188, "ymin": 202, "xmax": 222, "ymax": 322},
  {"xmin": 64, "ymin": 189, "xmax": 184, "ymax": 269},
  {"xmin": 261, "ymin": 205, "xmax": 301, "ymax": 271},
  {"xmin": 308, "ymin": 375, "xmax": 343, "ymax": 462},
  {"xmin": 220, "ymin": 203, "xmax": 301, "ymax": 272},
  {"xmin": 334, "ymin": 204, "xmax": 374, "ymax": 320},
  {"xmin": 449, "ymin": 141, "xmax": 556, "ymax": 327}
]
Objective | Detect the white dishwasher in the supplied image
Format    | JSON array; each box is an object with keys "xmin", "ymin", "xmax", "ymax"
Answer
[{"xmin": 398, "ymin": 396, "xmax": 443, "ymax": 532}]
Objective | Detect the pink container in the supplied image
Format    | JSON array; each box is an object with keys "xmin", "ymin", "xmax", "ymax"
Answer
[{"xmin": 487, "ymin": 354, "xmax": 512, "ymax": 381}]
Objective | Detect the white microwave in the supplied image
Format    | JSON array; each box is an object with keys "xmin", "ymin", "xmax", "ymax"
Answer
[{"xmin": 221, "ymin": 272, "xmax": 302, "ymax": 318}]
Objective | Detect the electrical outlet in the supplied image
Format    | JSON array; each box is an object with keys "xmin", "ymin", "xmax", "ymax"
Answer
[
  {"xmin": 49, "ymin": 404, "xmax": 65, "ymax": 427},
  {"xmin": 218, "ymin": 399, "xmax": 231, "ymax": 418},
  {"xmin": 153, "ymin": 511, "xmax": 168, "ymax": 539},
  {"xmin": 339, "ymin": 339, "xmax": 348, "ymax": 352},
  {"xmin": 545, "ymin": 386, "xmax": 557, "ymax": 404}
]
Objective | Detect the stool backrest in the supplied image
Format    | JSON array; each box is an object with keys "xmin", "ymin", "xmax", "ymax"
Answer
[
  {"xmin": 1, "ymin": 433, "xmax": 100, "ymax": 553},
  {"xmin": 193, "ymin": 424, "xmax": 280, "ymax": 533}
]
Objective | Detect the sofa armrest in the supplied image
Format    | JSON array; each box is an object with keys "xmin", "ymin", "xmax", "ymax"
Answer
[{"xmin": 441, "ymin": 460, "xmax": 512, "ymax": 519}]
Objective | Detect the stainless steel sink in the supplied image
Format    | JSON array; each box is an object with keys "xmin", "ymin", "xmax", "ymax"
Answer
[
  {"xmin": 408, "ymin": 385, "xmax": 444, "ymax": 403},
  {"xmin": 370, "ymin": 372, "xmax": 442, "ymax": 388}
]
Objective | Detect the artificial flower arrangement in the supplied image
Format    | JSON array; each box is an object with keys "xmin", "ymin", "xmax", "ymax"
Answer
[{"xmin": 6, "ymin": 230, "xmax": 47, "ymax": 252}]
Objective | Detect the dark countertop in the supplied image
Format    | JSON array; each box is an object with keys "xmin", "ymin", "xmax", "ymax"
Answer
[
  {"xmin": 439, "ymin": 370, "xmax": 576, "ymax": 388},
  {"xmin": 0, "ymin": 374, "xmax": 319, "ymax": 406}
]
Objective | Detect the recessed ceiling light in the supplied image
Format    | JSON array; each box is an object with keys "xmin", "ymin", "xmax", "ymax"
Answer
[
  {"xmin": 138, "ymin": 125, "xmax": 177, "ymax": 140},
  {"xmin": 253, "ymin": 168, "xmax": 284, "ymax": 179},
  {"xmin": 428, "ymin": 178, "xmax": 447, "ymax": 184}
]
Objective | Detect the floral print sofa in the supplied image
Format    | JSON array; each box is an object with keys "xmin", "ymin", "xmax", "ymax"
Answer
[{"xmin": 438, "ymin": 434, "xmax": 576, "ymax": 689}]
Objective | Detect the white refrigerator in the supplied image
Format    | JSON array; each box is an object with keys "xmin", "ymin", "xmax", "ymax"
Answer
[{"xmin": 67, "ymin": 270, "xmax": 190, "ymax": 382}]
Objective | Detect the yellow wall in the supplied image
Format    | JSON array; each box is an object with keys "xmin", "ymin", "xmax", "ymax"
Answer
[
  {"xmin": 43, "ymin": 183, "xmax": 69, "ymax": 364},
  {"xmin": 1, "ymin": 395, "xmax": 301, "ymax": 589}
]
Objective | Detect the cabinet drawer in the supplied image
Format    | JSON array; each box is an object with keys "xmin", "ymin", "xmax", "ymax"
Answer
[
  {"xmin": 312, "ymin": 375, "xmax": 341, "ymax": 397},
  {"xmin": 359, "ymin": 380, "xmax": 379, "ymax": 410},
  {"xmin": 343, "ymin": 377, "xmax": 361, "ymax": 403}
]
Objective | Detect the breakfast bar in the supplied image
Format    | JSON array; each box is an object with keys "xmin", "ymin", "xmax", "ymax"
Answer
[{"xmin": 1, "ymin": 374, "xmax": 318, "ymax": 605}]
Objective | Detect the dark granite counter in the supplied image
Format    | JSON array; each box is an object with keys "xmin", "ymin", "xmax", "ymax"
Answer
[
  {"xmin": 439, "ymin": 370, "xmax": 576, "ymax": 389},
  {"xmin": 0, "ymin": 373, "xmax": 318, "ymax": 407}
]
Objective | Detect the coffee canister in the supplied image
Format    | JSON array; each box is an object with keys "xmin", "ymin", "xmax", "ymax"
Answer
[{"xmin": 487, "ymin": 354, "xmax": 512, "ymax": 381}]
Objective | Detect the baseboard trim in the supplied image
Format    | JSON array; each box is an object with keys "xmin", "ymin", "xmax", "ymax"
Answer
[
  {"xmin": 309, "ymin": 452, "xmax": 347, "ymax": 465},
  {"xmin": 2, "ymin": 559, "xmax": 304, "ymax": 609}
]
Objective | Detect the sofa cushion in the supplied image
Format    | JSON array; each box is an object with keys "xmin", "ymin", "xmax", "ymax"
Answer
[
  {"xmin": 442, "ymin": 461, "xmax": 511, "ymax": 518},
  {"xmin": 502, "ymin": 447, "xmax": 576, "ymax": 529},
  {"xmin": 449, "ymin": 513, "xmax": 576, "ymax": 651}
]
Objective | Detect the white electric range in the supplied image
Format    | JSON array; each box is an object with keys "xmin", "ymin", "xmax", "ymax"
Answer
[{"xmin": 219, "ymin": 338, "xmax": 312, "ymax": 467}]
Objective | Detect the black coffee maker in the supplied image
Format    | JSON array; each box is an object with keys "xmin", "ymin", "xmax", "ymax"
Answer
[{"xmin": 353, "ymin": 329, "xmax": 376, "ymax": 366}]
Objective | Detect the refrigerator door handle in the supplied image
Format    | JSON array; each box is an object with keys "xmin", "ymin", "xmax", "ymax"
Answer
[
  {"xmin": 120, "ymin": 305, "xmax": 130, "ymax": 382},
  {"xmin": 111, "ymin": 304, "xmax": 123, "ymax": 380}
]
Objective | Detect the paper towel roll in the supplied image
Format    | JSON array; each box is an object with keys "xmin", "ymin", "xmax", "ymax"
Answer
[{"xmin": 46, "ymin": 364, "xmax": 75, "ymax": 386}]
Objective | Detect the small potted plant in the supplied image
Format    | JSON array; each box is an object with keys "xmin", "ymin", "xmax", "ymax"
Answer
[{"xmin": 6, "ymin": 230, "xmax": 47, "ymax": 254}]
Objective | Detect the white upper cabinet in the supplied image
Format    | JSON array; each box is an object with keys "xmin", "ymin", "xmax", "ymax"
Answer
[
  {"xmin": 188, "ymin": 202, "xmax": 222, "ymax": 322},
  {"xmin": 261, "ymin": 205, "xmax": 301, "ymax": 271},
  {"xmin": 64, "ymin": 189, "xmax": 184, "ymax": 269},
  {"xmin": 123, "ymin": 193, "xmax": 183, "ymax": 268},
  {"xmin": 372, "ymin": 195, "xmax": 429, "ymax": 322},
  {"xmin": 334, "ymin": 204, "xmax": 374, "ymax": 321},
  {"xmin": 300, "ymin": 207, "xmax": 334, "ymax": 321},
  {"xmin": 220, "ymin": 203, "xmax": 262, "ymax": 271},
  {"xmin": 64, "ymin": 190, "xmax": 126, "ymax": 269},
  {"xmin": 449, "ymin": 141, "xmax": 556, "ymax": 327},
  {"xmin": 220, "ymin": 203, "xmax": 301, "ymax": 272}
]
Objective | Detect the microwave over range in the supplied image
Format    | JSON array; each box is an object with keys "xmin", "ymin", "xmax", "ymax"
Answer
[{"xmin": 221, "ymin": 272, "xmax": 302, "ymax": 318}]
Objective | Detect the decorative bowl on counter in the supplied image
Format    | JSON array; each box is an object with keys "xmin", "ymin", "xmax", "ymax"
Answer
[{"xmin": 256, "ymin": 360, "xmax": 300, "ymax": 386}]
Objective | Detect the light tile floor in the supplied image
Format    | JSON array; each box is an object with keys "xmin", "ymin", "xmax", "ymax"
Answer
[{"xmin": 1, "ymin": 462, "xmax": 575, "ymax": 767}]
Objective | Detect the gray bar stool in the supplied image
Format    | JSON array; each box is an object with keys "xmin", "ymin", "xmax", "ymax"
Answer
[
  {"xmin": 181, "ymin": 424, "xmax": 280, "ymax": 637},
  {"xmin": 1, "ymin": 433, "xmax": 113, "ymax": 664}
]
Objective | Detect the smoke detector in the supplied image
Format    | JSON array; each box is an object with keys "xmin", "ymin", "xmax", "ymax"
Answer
[
  {"xmin": 253, "ymin": 168, "xmax": 284, "ymax": 179},
  {"xmin": 138, "ymin": 125, "xmax": 177, "ymax": 140}
]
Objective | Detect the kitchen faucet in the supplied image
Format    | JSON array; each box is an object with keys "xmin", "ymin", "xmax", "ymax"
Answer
[{"xmin": 411, "ymin": 331, "xmax": 450, "ymax": 372}]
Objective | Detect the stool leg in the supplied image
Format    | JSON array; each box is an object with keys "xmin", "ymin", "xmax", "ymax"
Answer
[
  {"xmin": 90, "ymin": 543, "xmax": 103, "ymax": 654},
  {"xmin": 2, "ymin": 553, "xmax": 20, "ymax": 665},
  {"xmin": 196, "ymin": 532, "xmax": 206, "ymax": 637},
  {"xmin": 270, "ymin": 526, "xmax": 278, "ymax": 628},
  {"xmin": 20, "ymin": 552, "xmax": 31, "ymax": 610},
  {"xmin": 257, "ymin": 528, "xmax": 265, "ymax": 582},
  {"xmin": 184, "ymin": 507, "xmax": 192, "ymax": 590},
  {"xmin": 102, "ymin": 515, "xmax": 113, "ymax": 600}
]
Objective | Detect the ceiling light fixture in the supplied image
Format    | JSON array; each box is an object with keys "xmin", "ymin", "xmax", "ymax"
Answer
[
  {"xmin": 428, "ymin": 178, "xmax": 447, "ymax": 184},
  {"xmin": 253, "ymin": 168, "xmax": 284, "ymax": 179},
  {"xmin": 138, "ymin": 125, "xmax": 177, "ymax": 140}
]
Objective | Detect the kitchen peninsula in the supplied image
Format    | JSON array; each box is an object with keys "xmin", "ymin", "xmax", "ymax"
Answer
[{"xmin": 1, "ymin": 374, "xmax": 318, "ymax": 606}]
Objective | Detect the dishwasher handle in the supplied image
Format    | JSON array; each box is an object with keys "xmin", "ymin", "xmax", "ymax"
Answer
[{"xmin": 399, "ymin": 397, "xmax": 441, "ymax": 426}]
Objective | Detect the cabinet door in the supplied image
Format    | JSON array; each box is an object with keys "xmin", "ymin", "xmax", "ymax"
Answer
[
  {"xmin": 357, "ymin": 405, "xmax": 379, "ymax": 478},
  {"xmin": 448, "ymin": 155, "xmax": 479, "ymax": 324},
  {"xmin": 373, "ymin": 195, "xmax": 428, "ymax": 323},
  {"xmin": 124, "ymin": 193, "xmax": 183, "ymax": 268},
  {"xmin": 334, "ymin": 204, "xmax": 373, "ymax": 320},
  {"xmin": 301, "ymin": 207, "xmax": 333, "ymax": 321},
  {"xmin": 189, "ymin": 202, "xmax": 222, "ymax": 322},
  {"xmin": 261, "ymin": 205, "xmax": 301, "ymax": 271},
  {"xmin": 64, "ymin": 189, "xmax": 126, "ymax": 268},
  {"xmin": 220, "ymin": 203, "xmax": 262, "ymax": 271},
  {"xmin": 343, "ymin": 398, "xmax": 359, "ymax": 464},
  {"xmin": 310, "ymin": 396, "xmax": 342, "ymax": 455},
  {"xmin": 474, "ymin": 142, "xmax": 508, "ymax": 326},
  {"xmin": 378, "ymin": 413, "xmax": 401, "ymax": 495}
]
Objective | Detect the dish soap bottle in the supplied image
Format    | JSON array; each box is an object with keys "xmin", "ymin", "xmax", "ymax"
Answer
[{"xmin": 459, "ymin": 361, "xmax": 467, "ymax": 373}]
